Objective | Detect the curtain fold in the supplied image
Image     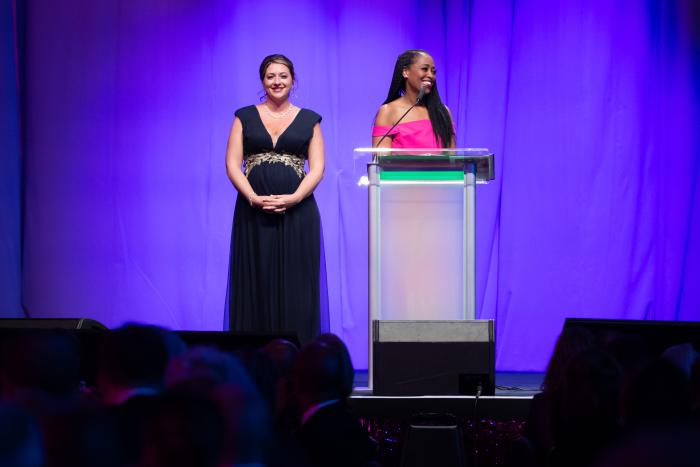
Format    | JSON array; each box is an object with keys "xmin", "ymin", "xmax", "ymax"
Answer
[{"xmin": 0, "ymin": 0, "xmax": 22, "ymax": 316}]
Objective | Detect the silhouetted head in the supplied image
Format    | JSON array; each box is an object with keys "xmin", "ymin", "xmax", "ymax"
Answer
[
  {"xmin": 262, "ymin": 338, "xmax": 299, "ymax": 380},
  {"xmin": 258, "ymin": 339, "xmax": 301, "ymax": 421},
  {"xmin": 166, "ymin": 346, "xmax": 255, "ymax": 392},
  {"xmin": 604, "ymin": 332, "xmax": 651, "ymax": 375},
  {"xmin": 43, "ymin": 407, "xmax": 123, "ymax": 467},
  {"xmin": 661, "ymin": 343, "xmax": 698, "ymax": 377},
  {"xmin": 1, "ymin": 329, "xmax": 81, "ymax": 399},
  {"xmin": 0, "ymin": 404, "xmax": 43, "ymax": 467},
  {"xmin": 543, "ymin": 326, "xmax": 595, "ymax": 392},
  {"xmin": 141, "ymin": 391, "xmax": 225, "ymax": 467},
  {"xmin": 552, "ymin": 347, "xmax": 622, "ymax": 464},
  {"xmin": 97, "ymin": 324, "xmax": 173, "ymax": 402},
  {"xmin": 596, "ymin": 424, "xmax": 700, "ymax": 467},
  {"xmin": 294, "ymin": 335, "xmax": 354, "ymax": 406},
  {"xmin": 165, "ymin": 347, "xmax": 269, "ymax": 466},
  {"xmin": 315, "ymin": 333, "xmax": 354, "ymax": 399},
  {"xmin": 622, "ymin": 357, "xmax": 692, "ymax": 428},
  {"xmin": 690, "ymin": 356, "xmax": 700, "ymax": 410}
]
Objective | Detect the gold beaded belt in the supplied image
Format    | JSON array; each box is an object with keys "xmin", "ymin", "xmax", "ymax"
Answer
[{"xmin": 244, "ymin": 152, "xmax": 305, "ymax": 179}]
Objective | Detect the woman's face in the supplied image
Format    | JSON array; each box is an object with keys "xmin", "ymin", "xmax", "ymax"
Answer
[
  {"xmin": 403, "ymin": 53, "xmax": 436, "ymax": 95},
  {"xmin": 263, "ymin": 62, "xmax": 293, "ymax": 102}
]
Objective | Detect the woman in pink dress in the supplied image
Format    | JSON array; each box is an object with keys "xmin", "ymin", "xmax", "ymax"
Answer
[{"xmin": 373, "ymin": 49, "xmax": 455, "ymax": 149}]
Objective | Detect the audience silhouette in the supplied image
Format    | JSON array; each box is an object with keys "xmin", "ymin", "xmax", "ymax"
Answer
[
  {"xmin": 293, "ymin": 335, "xmax": 378, "ymax": 467},
  {"xmin": 1, "ymin": 322, "xmax": 698, "ymax": 467}
]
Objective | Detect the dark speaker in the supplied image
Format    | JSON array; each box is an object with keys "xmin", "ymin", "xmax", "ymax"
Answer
[
  {"xmin": 175, "ymin": 331, "xmax": 300, "ymax": 352},
  {"xmin": 564, "ymin": 318, "xmax": 700, "ymax": 356},
  {"xmin": 373, "ymin": 320, "xmax": 495, "ymax": 396},
  {"xmin": 0, "ymin": 319, "xmax": 108, "ymax": 387},
  {"xmin": 0, "ymin": 318, "xmax": 107, "ymax": 330}
]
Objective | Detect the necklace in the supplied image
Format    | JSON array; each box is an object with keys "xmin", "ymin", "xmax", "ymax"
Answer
[{"xmin": 263, "ymin": 103, "xmax": 295, "ymax": 120}]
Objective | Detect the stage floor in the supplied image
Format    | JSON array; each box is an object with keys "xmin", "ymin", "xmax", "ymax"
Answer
[
  {"xmin": 352, "ymin": 371, "xmax": 543, "ymax": 396},
  {"xmin": 349, "ymin": 371, "xmax": 543, "ymax": 420}
]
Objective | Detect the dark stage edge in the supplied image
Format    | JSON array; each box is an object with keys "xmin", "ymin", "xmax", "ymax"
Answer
[{"xmin": 349, "ymin": 371, "xmax": 542, "ymax": 421}]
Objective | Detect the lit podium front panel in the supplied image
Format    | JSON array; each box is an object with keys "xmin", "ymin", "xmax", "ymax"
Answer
[{"xmin": 354, "ymin": 148, "xmax": 495, "ymax": 390}]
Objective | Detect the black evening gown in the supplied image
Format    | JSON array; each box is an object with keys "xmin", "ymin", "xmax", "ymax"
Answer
[{"xmin": 226, "ymin": 105, "xmax": 328, "ymax": 344}]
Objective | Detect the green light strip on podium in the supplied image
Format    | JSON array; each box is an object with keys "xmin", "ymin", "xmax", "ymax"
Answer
[{"xmin": 379, "ymin": 171, "xmax": 464, "ymax": 181}]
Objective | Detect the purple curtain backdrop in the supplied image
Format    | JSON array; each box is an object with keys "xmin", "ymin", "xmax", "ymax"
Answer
[
  {"xmin": 0, "ymin": 0, "xmax": 22, "ymax": 316},
  {"xmin": 20, "ymin": 0, "xmax": 700, "ymax": 370}
]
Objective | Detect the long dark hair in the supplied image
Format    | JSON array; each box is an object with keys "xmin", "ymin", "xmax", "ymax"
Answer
[{"xmin": 383, "ymin": 49, "xmax": 454, "ymax": 148}]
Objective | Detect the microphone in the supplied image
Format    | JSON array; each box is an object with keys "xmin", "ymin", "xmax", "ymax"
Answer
[
  {"xmin": 375, "ymin": 84, "xmax": 427, "ymax": 148},
  {"xmin": 416, "ymin": 85, "xmax": 426, "ymax": 104}
]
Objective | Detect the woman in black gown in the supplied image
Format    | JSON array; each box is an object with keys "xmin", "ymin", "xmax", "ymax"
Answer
[{"xmin": 225, "ymin": 54, "xmax": 327, "ymax": 344}]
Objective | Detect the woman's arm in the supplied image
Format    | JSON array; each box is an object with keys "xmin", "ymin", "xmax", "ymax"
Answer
[
  {"xmin": 225, "ymin": 117, "xmax": 270, "ymax": 208},
  {"xmin": 263, "ymin": 123, "xmax": 325, "ymax": 213}
]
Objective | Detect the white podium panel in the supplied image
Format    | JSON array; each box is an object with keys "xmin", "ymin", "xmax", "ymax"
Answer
[{"xmin": 380, "ymin": 183, "xmax": 464, "ymax": 320}]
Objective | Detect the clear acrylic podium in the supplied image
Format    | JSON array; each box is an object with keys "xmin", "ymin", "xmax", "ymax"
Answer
[{"xmin": 354, "ymin": 148, "xmax": 495, "ymax": 388}]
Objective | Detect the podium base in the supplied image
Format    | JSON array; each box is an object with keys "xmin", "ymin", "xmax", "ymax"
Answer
[{"xmin": 372, "ymin": 320, "xmax": 495, "ymax": 396}]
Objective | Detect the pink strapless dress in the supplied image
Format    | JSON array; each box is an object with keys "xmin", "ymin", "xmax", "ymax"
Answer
[{"xmin": 372, "ymin": 119, "xmax": 440, "ymax": 148}]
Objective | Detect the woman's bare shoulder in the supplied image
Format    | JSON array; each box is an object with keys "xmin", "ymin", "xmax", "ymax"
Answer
[{"xmin": 374, "ymin": 101, "xmax": 403, "ymax": 126}]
